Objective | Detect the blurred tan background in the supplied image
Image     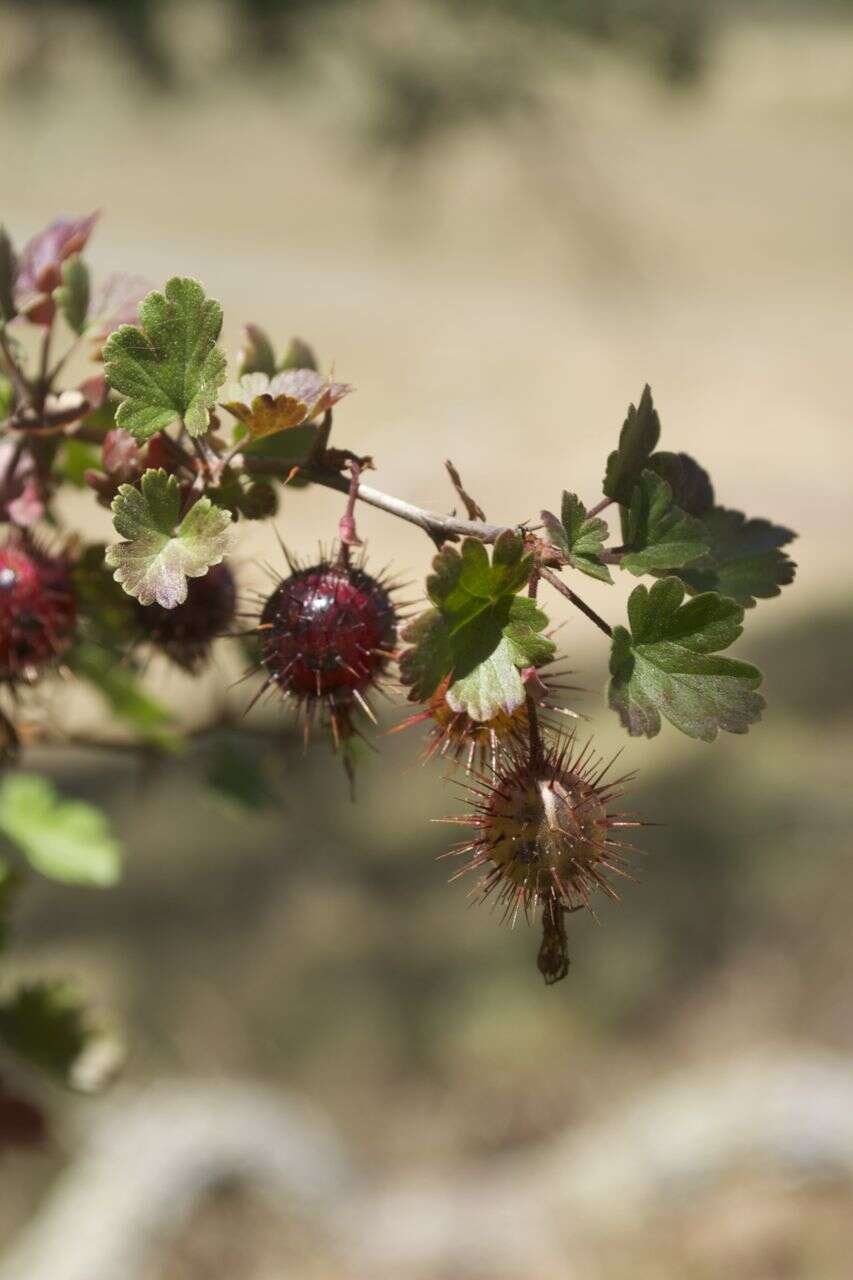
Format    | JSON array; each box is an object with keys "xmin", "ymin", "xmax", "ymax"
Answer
[{"xmin": 1, "ymin": 2, "xmax": 852, "ymax": 1277}]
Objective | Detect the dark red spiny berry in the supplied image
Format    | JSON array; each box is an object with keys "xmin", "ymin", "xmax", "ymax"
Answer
[
  {"xmin": 0, "ymin": 542, "xmax": 77, "ymax": 682},
  {"xmin": 259, "ymin": 562, "xmax": 396, "ymax": 705},
  {"xmin": 135, "ymin": 563, "xmax": 236, "ymax": 672}
]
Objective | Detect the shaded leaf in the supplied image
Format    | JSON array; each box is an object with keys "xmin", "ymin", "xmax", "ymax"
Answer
[
  {"xmin": 236, "ymin": 323, "xmax": 276, "ymax": 377},
  {"xmin": 620, "ymin": 469, "xmax": 710, "ymax": 575},
  {"xmin": 279, "ymin": 336, "xmax": 318, "ymax": 372},
  {"xmin": 676, "ymin": 507, "xmax": 797, "ymax": 608},
  {"xmin": 55, "ymin": 254, "xmax": 90, "ymax": 334},
  {"xmin": 0, "ymin": 227, "xmax": 17, "ymax": 322},
  {"xmin": 0, "ymin": 774, "xmax": 122, "ymax": 887},
  {"xmin": 104, "ymin": 277, "xmax": 226, "ymax": 440},
  {"xmin": 399, "ymin": 532, "xmax": 555, "ymax": 721},
  {"xmin": 106, "ymin": 468, "xmax": 234, "ymax": 608},
  {"xmin": 0, "ymin": 982, "xmax": 107, "ymax": 1089},
  {"xmin": 541, "ymin": 491, "xmax": 612, "ymax": 583},
  {"xmin": 647, "ymin": 451, "xmax": 714, "ymax": 518},
  {"xmin": 603, "ymin": 384, "xmax": 661, "ymax": 504},
  {"xmin": 608, "ymin": 577, "xmax": 764, "ymax": 740}
]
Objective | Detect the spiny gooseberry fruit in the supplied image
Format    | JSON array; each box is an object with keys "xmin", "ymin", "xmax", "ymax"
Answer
[
  {"xmin": 255, "ymin": 556, "xmax": 398, "ymax": 745},
  {"xmin": 134, "ymin": 563, "xmax": 236, "ymax": 672},
  {"xmin": 0, "ymin": 541, "xmax": 77, "ymax": 682},
  {"xmin": 442, "ymin": 732, "xmax": 644, "ymax": 983}
]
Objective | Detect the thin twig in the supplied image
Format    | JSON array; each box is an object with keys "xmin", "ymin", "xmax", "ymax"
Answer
[
  {"xmin": 244, "ymin": 455, "xmax": 510, "ymax": 545},
  {"xmin": 541, "ymin": 567, "xmax": 613, "ymax": 638},
  {"xmin": 586, "ymin": 496, "xmax": 613, "ymax": 519}
]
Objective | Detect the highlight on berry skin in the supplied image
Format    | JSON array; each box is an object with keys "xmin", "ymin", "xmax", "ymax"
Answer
[
  {"xmin": 0, "ymin": 537, "xmax": 77, "ymax": 684},
  {"xmin": 439, "ymin": 731, "xmax": 645, "ymax": 983},
  {"xmin": 246, "ymin": 550, "xmax": 399, "ymax": 771}
]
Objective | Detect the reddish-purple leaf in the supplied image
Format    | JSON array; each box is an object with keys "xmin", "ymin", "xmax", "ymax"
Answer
[
  {"xmin": 88, "ymin": 272, "xmax": 150, "ymax": 341},
  {"xmin": 102, "ymin": 428, "xmax": 142, "ymax": 481},
  {"xmin": 14, "ymin": 212, "xmax": 99, "ymax": 324},
  {"xmin": 0, "ymin": 440, "xmax": 44, "ymax": 526}
]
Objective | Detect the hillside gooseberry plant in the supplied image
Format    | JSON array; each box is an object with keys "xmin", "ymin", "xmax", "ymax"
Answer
[{"xmin": 0, "ymin": 215, "xmax": 797, "ymax": 1136}]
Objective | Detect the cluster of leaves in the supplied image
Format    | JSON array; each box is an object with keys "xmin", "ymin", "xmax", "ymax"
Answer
[{"xmin": 0, "ymin": 207, "xmax": 798, "ymax": 1084}]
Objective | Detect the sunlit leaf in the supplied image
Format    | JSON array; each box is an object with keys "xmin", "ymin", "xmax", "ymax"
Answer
[
  {"xmin": 104, "ymin": 276, "xmax": 226, "ymax": 440},
  {"xmin": 105, "ymin": 468, "xmax": 234, "ymax": 608},
  {"xmin": 0, "ymin": 774, "xmax": 122, "ymax": 887},
  {"xmin": 399, "ymin": 532, "xmax": 555, "ymax": 721},
  {"xmin": 221, "ymin": 369, "xmax": 352, "ymax": 442}
]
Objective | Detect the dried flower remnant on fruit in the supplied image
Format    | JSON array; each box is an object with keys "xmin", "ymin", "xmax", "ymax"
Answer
[
  {"xmin": 441, "ymin": 733, "xmax": 644, "ymax": 982},
  {"xmin": 134, "ymin": 563, "xmax": 236, "ymax": 672},
  {"xmin": 0, "ymin": 541, "xmax": 77, "ymax": 682},
  {"xmin": 254, "ymin": 558, "xmax": 397, "ymax": 753}
]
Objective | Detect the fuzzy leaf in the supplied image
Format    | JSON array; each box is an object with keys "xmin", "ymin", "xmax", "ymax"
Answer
[
  {"xmin": 221, "ymin": 369, "xmax": 351, "ymax": 442},
  {"xmin": 603, "ymin": 384, "xmax": 661, "ymax": 504},
  {"xmin": 103, "ymin": 277, "xmax": 226, "ymax": 440},
  {"xmin": 55, "ymin": 255, "xmax": 90, "ymax": 335},
  {"xmin": 0, "ymin": 774, "xmax": 122, "ymax": 887},
  {"xmin": 675, "ymin": 507, "xmax": 797, "ymax": 608},
  {"xmin": 0, "ymin": 982, "xmax": 110, "ymax": 1089},
  {"xmin": 608, "ymin": 577, "xmax": 764, "ymax": 741},
  {"xmin": 105, "ymin": 468, "xmax": 234, "ymax": 608},
  {"xmin": 620, "ymin": 470, "xmax": 710, "ymax": 575},
  {"xmin": 399, "ymin": 532, "xmax": 555, "ymax": 720},
  {"xmin": 541, "ymin": 491, "xmax": 612, "ymax": 583}
]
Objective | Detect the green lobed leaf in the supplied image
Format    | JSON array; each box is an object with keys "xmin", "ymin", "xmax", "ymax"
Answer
[
  {"xmin": 603, "ymin": 384, "xmax": 661, "ymax": 504},
  {"xmin": 674, "ymin": 507, "xmax": 797, "ymax": 608},
  {"xmin": 103, "ymin": 277, "xmax": 226, "ymax": 440},
  {"xmin": 608, "ymin": 576, "xmax": 764, "ymax": 741},
  {"xmin": 541, "ymin": 491, "xmax": 612, "ymax": 583},
  {"xmin": 0, "ymin": 774, "xmax": 122, "ymax": 887},
  {"xmin": 619, "ymin": 469, "xmax": 710, "ymax": 576},
  {"xmin": 399, "ymin": 532, "xmax": 556, "ymax": 721},
  {"xmin": 0, "ymin": 982, "xmax": 95, "ymax": 1087},
  {"xmin": 55, "ymin": 254, "xmax": 90, "ymax": 335},
  {"xmin": 105, "ymin": 468, "xmax": 234, "ymax": 608}
]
